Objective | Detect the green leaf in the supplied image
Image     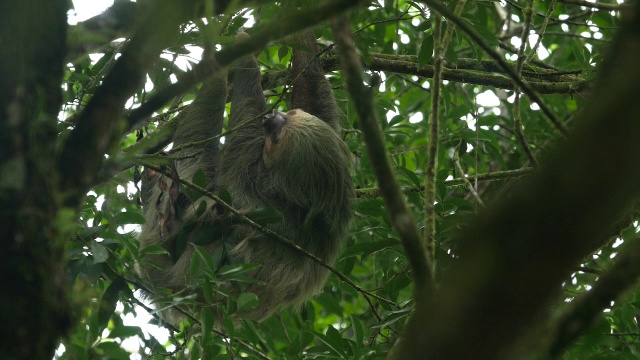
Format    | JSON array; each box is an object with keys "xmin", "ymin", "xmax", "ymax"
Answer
[
  {"xmin": 94, "ymin": 342, "xmax": 130, "ymax": 358},
  {"xmin": 90, "ymin": 240, "xmax": 109, "ymax": 264},
  {"xmin": 415, "ymin": 20, "xmax": 431, "ymax": 31},
  {"xmin": 196, "ymin": 199, "xmax": 207, "ymax": 217},
  {"xmin": 313, "ymin": 293, "xmax": 343, "ymax": 316},
  {"xmin": 397, "ymin": 166, "xmax": 422, "ymax": 187},
  {"xmin": 571, "ymin": 40, "xmax": 590, "ymax": 68},
  {"xmin": 418, "ymin": 33, "xmax": 434, "ymax": 68},
  {"xmin": 355, "ymin": 199, "xmax": 385, "ymax": 216},
  {"xmin": 139, "ymin": 245, "xmax": 168, "ymax": 257},
  {"xmin": 315, "ymin": 325, "xmax": 344, "ymax": 356},
  {"xmin": 383, "ymin": 273, "xmax": 412, "ymax": 299},
  {"xmin": 91, "ymin": 49, "xmax": 114, "ymax": 73},
  {"xmin": 78, "ymin": 224, "xmax": 108, "ymax": 240},
  {"xmin": 192, "ymin": 244, "xmax": 216, "ymax": 275},
  {"xmin": 449, "ymin": 104, "xmax": 472, "ymax": 120},
  {"xmin": 341, "ymin": 239, "xmax": 400, "ymax": 259},
  {"xmin": 388, "ymin": 114, "xmax": 404, "ymax": 127},
  {"xmin": 201, "ymin": 278, "xmax": 215, "ymax": 303},
  {"xmin": 278, "ymin": 45, "xmax": 289, "ymax": 61},
  {"xmin": 98, "ymin": 278, "xmax": 128, "ymax": 331},
  {"xmin": 192, "ymin": 168, "xmax": 207, "ymax": 189},
  {"xmin": 112, "ymin": 211, "xmax": 146, "ymax": 226},
  {"xmin": 287, "ymin": 329, "xmax": 315, "ymax": 355},
  {"xmin": 218, "ymin": 188, "xmax": 232, "ymax": 205},
  {"xmin": 350, "ymin": 315, "xmax": 364, "ymax": 347},
  {"xmin": 217, "ymin": 263, "xmax": 261, "ymax": 277},
  {"xmin": 237, "ymin": 292, "xmax": 259, "ymax": 311},
  {"xmin": 471, "ymin": 21, "xmax": 498, "ymax": 46},
  {"xmin": 188, "ymin": 222, "xmax": 224, "ymax": 246},
  {"xmin": 373, "ymin": 308, "xmax": 412, "ymax": 328},
  {"xmin": 244, "ymin": 207, "xmax": 282, "ymax": 225},
  {"xmin": 201, "ymin": 308, "xmax": 214, "ymax": 346},
  {"xmin": 108, "ymin": 325, "xmax": 141, "ymax": 339}
]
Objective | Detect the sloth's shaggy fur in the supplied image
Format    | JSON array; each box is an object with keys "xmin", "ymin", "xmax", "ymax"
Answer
[{"xmin": 136, "ymin": 32, "xmax": 353, "ymax": 322}]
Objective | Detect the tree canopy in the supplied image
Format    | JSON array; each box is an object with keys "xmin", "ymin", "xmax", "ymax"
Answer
[{"xmin": 2, "ymin": 0, "xmax": 639, "ymax": 359}]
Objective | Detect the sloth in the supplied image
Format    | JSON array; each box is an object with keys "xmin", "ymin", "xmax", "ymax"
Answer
[{"xmin": 136, "ymin": 32, "xmax": 353, "ymax": 322}]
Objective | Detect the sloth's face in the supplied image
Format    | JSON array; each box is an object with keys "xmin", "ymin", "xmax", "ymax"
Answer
[
  {"xmin": 262, "ymin": 109, "xmax": 334, "ymax": 168},
  {"xmin": 262, "ymin": 110, "xmax": 293, "ymax": 146}
]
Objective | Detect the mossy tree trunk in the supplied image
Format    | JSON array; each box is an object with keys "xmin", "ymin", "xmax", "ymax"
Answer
[{"xmin": 0, "ymin": 1, "xmax": 71, "ymax": 358}]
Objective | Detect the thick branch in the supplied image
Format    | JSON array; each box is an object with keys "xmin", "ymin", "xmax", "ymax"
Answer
[
  {"xmin": 557, "ymin": 0, "xmax": 631, "ymax": 11},
  {"xmin": 546, "ymin": 232, "xmax": 640, "ymax": 358},
  {"xmin": 129, "ymin": 46, "xmax": 587, "ymax": 137},
  {"xmin": 261, "ymin": 54, "xmax": 589, "ymax": 95},
  {"xmin": 133, "ymin": 50, "xmax": 588, "ymax": 134},
  {"xmin": 58, "ymin": 0, "xmax": 193, "ymax": 205},
  {"xmin": 0, "ymin": 1, "xmax": 70, "ymax": 358},
  {"xmin": 66, "ymin": 0, "xmax": 268, "ymax": 62},
  {"xmin": 413, "ymin": 6, "xmax": 640, "ymax": 358},
  {"xmin": 66, "ymin": 1, "xmax": 140, "ymax": 62},
  {"xmin": 127, "ymin": 0, "xmax": 365, "ymax": 131}
]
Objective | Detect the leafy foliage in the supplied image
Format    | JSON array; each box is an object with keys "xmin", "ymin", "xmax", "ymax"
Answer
[{"xmin": 54, "ymin": 1, "xmax": 637, "ymax": 359}]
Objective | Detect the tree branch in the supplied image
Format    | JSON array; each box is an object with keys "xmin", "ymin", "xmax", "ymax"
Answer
[
  {"xmin": 58, "ymin": 0, "xmax": 193, "ymax": 205},
  {"xmin": 261, "ymin": 54, "xmax": 589, "ymax": 95},
  {"xmin": 126, "ymin": 0, "xmax": 365, "ymax": 131},
  {"xmin": 66, "ymin": 0, "xmax": 270, "ymax": 62},
  {"xmin": 130, "ymin": 50, "xmax": 588, "ymax": 136},
  {"xmin": 356, "ymin": 168, "xmax": 535, "ymax": 199},
  {"xmin": 0, "ymin": 0, "xmax": 69, "ymax": 357},
  {"xmin": 556, "ymin": 0, "xmax": 631, "ymax": 11},
  {"xmin": 545, "ymin": 228, "xmax": 640, "ymax": 357},
  {"xmin": 411, "ymin": 5, "xmax": 640, "ymax": 357},
  {"xmin": 423, "ymin": 11, "xmax": 444, "ymax": 279},
  {"xmin": 453, "ymin": 149, "xmax": 485, "ymax": 206},
  {"xmin": 512, "ymin": 0, "xmax": 539, "ymax": 166},
  {"xmin": 527, "ymin": 0, "xmax": 558, "ymax": 62}
]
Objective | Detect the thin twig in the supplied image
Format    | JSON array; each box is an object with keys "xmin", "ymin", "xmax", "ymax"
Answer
[
  {"xmin": 424, "ymin": 13, "xmax": 443, "ymax": 275},
  {"xmin": 440, "ymin": 0, "xmax": 468, "ymax": 50},
  {"xmin": 453, "ymin": 148, "xmax": 484, "ymax": 206},
  {"xmin": 513, "ymin": 0, "xmax": 539, "ymax": 166},
  {"xmin": 355, "ymin": 167, "xmax": 536, "ymax": 199},
  {"xmin": 527, "ymin": 0, "xmax": 557, "ymax": 62}
]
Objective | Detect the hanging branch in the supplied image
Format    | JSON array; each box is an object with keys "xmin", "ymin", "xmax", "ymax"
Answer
[
  {"xmin": 330, "ymin": 18, "xmax": 435, "ymax": 307},
  {"xmin": 513, "ymin": 0, "xmax": 539, "ymax": 166},
  {"xmin": 440, "ymin": 0, "xmax": 468, "ymax": 49},
  {"xmin": 453, "ymin": 149, "xmax": 485, "ymax": 206},
  {"xmin": 423, "ymin": 14, "xmax": 444, "ymax": 275},
  {"xmin": 424, "ymin": 0, "xmax": 469, "ymax": 271},
  {"xmin": 527, "ymin": 0, "xmax": 558, "ymax": 62}
]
